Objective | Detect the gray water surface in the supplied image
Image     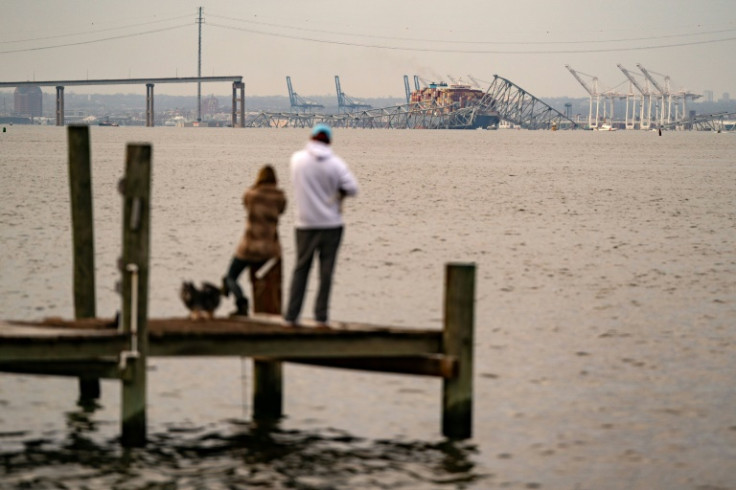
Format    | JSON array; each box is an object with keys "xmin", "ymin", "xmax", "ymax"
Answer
[{"xmin": 1, "ymin": 126, "xmax": 735, "ymax": 489}]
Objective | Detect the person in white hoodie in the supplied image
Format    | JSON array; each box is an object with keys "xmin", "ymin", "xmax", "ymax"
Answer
[{"xmin": 284, "ymin": 123, "xmax": 359, "ymax": 327}]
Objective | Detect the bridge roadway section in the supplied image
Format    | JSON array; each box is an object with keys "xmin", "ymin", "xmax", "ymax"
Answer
[{"xmin": 0, "ymin": 76, "xmax": 244, "ymax": 127}]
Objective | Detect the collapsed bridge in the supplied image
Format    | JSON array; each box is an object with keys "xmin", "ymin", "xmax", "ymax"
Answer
[{"xmin": 246, "ymin": 75, "xmax": 578, "ymax": 131}]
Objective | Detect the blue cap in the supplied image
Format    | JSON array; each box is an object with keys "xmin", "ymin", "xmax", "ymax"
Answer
[{"xmin": 311, "ymin": 123, "xmax": 332, "ymax": 141}]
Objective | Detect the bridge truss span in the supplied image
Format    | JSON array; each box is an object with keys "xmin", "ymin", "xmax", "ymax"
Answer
[{"xmin": 482, "ymin": 75, "xmax": 578, "ymax": 130}]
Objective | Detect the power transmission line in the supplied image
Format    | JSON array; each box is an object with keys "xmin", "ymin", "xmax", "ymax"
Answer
[
  {"xmin": 207, "ymin": 12, "xmax": 736, "ymax": 46},
  {"xmin": 0, "ymin": 24, "xmax": 190, "ymax": 55},
  {"xmin": 0, "ymin": 14, "xmax": 192, "ymax": 44},
  {"xmin": 207, "ymin": 22, "xmax": 736, "ymax": 54}
]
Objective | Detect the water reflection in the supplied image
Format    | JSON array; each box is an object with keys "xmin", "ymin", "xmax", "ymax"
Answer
[
  {"xmin": 1, "ymin": 416, "xmax": 485, "ymax": 489},
  {"xmin": 64, "ymin": 403, "xmax": 102, "ymax": 453}
]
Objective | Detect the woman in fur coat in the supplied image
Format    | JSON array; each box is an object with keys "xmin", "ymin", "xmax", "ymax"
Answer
[{"xmin": 222, "ymin": 165, "xmax": 286, "ymax": 316}]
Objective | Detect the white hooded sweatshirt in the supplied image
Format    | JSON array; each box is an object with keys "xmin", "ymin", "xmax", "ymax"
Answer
[{"xmin": 289, "ymin": 140, "xmax": 359, "ymax": 229}]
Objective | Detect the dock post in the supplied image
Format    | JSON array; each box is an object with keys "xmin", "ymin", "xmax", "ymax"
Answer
[
  {"xmin": 120, "ymin": 144, "xmax": 152, "ymax": 447},
  {"xmin": 442, "ymin": 263, "xmax": 475, "ymax": 439},
  {"xmin": 67, "ymin": 125, "xmax": 100, "ymax": 401},
  {"xmin": 251, "ymin": 259, "xmax": 283, "ymax": 420},
  {"xmin": 252, "ymin": 357, "xmax": 283, "ymax": 421}
]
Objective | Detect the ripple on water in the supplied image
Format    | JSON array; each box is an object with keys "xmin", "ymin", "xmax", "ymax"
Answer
[{"xmin": 0, "ymin": 417, "xmax": 486, "ymax": 489}]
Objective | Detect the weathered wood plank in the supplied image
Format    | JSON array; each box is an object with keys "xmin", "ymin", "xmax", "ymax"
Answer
[
  {"xmin": 0, "ymin": 320, "xmax": 119, "ymax": 335},
  {"xmin": 0, "ymin": 331, "xmax": 128, "ymax": 362},
  {"xmin": 0, "ymin": 317, "xmax": 442, "ymax": 361},
  {"xmin": 442, "ymin": 263, "xmax": 475, "ymax": 440},
  {"xmin": 2, "ymin": 315, "xmax": 440, "ymax": 336},
  {"xmin": 68, "ymin": 124, "xmax": 101, "ymax": 400},
  {"xmin": 120, "ymin": 143, "xmax": 152, "ymax": 448},
  {"xmin": 249, "ymin": 260, "xmax": 284, "ymax": 421},
  {"xmin": 284, "ymin": 355, "xmax": 457, "ymax": 378},
  {"xmin": 252, "ymin": 358, "xmax": 283, "ymax": 420},
  {"xmin": 250, "ymin": 258, "xmax": 282, "ymax": 315},
  {"xmin": 0, "ymin": 360, "xmax": 121, "ymax": 379},
  {"xmin": 67, "ymin": 125, "xmax": 97, "ymax": 320},
  {"xmin": 148, "ymin": 333, "xmax": 442, "ymax": 358}
]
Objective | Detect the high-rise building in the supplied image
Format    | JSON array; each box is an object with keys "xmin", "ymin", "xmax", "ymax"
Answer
[
  {"xmin": 721, "ymin": 92, "xmax": 731, "ymax": 102},
  {"xmin": 14, "ymin": 86, "xmax": 43, "ymax": 117},
  {"xmin": 703, "ymin": 90, "xmax": 714, "ymax": 103}
]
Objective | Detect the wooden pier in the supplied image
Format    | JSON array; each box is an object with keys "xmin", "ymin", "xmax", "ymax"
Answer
[{"xmin": 0, "ymin": 126, "xmax": 475, "ymax": 446}]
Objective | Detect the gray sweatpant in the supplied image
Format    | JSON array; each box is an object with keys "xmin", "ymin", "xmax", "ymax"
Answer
[{"xmin": 284, "ymin": 227, "xmax": 343, "ymax": 323}]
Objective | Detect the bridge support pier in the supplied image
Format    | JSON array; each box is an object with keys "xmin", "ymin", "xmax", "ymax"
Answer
[
  {"xmin": 145, "ymin": 84, "xmax": 154, "ymax": 127},
  {"xmin": 56, "ymin": 86, "xmax": 64, "ymax": 126},
  {"xmin": 232, "ymin": 82, "xmax": 245, "ymax": 128}
]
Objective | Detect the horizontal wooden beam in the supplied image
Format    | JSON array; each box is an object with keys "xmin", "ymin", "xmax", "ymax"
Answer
[
  {"xmin": 149, "ymin": 333, "xmax": 442, "ymax": 358},
  {"xmin": 282, "ymin": 355, "xmax": 458, "ymax": 378},
  {"xmin": 0, "ymin": 360, "xmax": 121, "ymax": 379},
  {"xmin": 0, "ymin": 318, "xmax": 443, "ymax": 363},
  {"xmin": 0, "ymin": 323, "xmax": 129, "ymax": 362}
]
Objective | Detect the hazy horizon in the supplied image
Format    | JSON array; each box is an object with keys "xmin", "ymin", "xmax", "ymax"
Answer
[{"xmin": 2, "ymin": 1, "xmax": 735, "ymax": 100}]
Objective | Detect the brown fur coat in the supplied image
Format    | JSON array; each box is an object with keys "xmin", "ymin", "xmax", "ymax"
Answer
[{"xmin": 235, "ymin": 183, "xmax": 287, "ymax": 261}]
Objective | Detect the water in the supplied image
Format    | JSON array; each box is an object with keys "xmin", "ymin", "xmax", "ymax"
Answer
[{"xmin": 1, "ymin": 126, "xmax": 735, "ymax": 489}]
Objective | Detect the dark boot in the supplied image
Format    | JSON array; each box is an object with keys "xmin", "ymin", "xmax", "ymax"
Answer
[
  {"xmin": 221, "ymin": 276, "xmax": 230, "ymax": 297},
  {"xmin": 231, "ymin": 297, "xmax": 249, "ymax": 317}
]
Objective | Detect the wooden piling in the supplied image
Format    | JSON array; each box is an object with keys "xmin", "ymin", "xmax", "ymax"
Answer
[
  {"xmin": 120, "ymin": 144, "xmax": 152, "ymax": 447},
  {"xmin": 252, "ymin": 357, "xmax": 283, "ymax": 421},
  {"xmin": 442, "ymin": 263, "xmax": 475, "ymax": 439},
  {"xmin": 67, "ymin": 125, "xmax": 100, "ymax": 400},
  {"xmin": 249, "ymin": 258, "xmax": 282, "ymax": 315},
  {"xmin": 250, "ymin": 259, "xmax": 284, "ymax": 420}
]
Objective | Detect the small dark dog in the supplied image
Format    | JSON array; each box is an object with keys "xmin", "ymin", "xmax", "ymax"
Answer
[{"xmin": 180, "ymin": 281, "xmax": 221, "ymax": 320}]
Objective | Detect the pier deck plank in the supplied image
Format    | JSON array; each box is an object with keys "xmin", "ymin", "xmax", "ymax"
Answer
[{"xmin": 0, "ymin": 316, "xmax": 443, "ymax": 363}]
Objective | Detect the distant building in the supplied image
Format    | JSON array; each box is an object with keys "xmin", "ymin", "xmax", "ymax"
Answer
[
  {"xmin": 703, "ymin": 90, "xmax": 714, "ymax": 103},
  {"xmin": 202, "ymin": 95, "xmax": 219, "ymax": 117},
  {"xmin": 14, "ymin": 86, "xmax": 43, "ymax": 117},
  {"xmin": 721, "ymin": 92, "xmax": 731, "ymax": 102}
]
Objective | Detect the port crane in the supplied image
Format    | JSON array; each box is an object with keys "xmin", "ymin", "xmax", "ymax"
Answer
[
  {"xmin": 403, "ymin": 75, "xmax": 412, "ymax": 104},
  {"xmin": 671, "ymin": 88, "xmax": 701, "ymax": 125},
  {"xmin": 636, "ymin": 64, "xmax": 670, "ymax": 127},
  {"xmin": 286, "ymin": 76, "xmax": 324, "ymax": 113},
  {"xmin": 335, "ymin": 76, "xmax": 371, "ymax": 113},
  {"xmin": 617, "ymin": 64, "xmax": 652, "ymax": 130},
  {"xmin": 637, "ymin": 65, "xmax": 701, "ymax": 127},
  {"xmin": 565, "ymin": 65, "xmax": 601, "ymax": 128}
]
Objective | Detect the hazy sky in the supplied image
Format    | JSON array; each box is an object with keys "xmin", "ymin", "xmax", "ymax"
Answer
[{"xmin": 2, "ymin": 0, "xmax": 735, "ymax": 100}]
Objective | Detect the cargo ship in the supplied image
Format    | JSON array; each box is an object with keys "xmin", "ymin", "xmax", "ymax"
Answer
[{"xmin": 410, "ymin": 82, "xmax": 500, "ymax": 129}]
